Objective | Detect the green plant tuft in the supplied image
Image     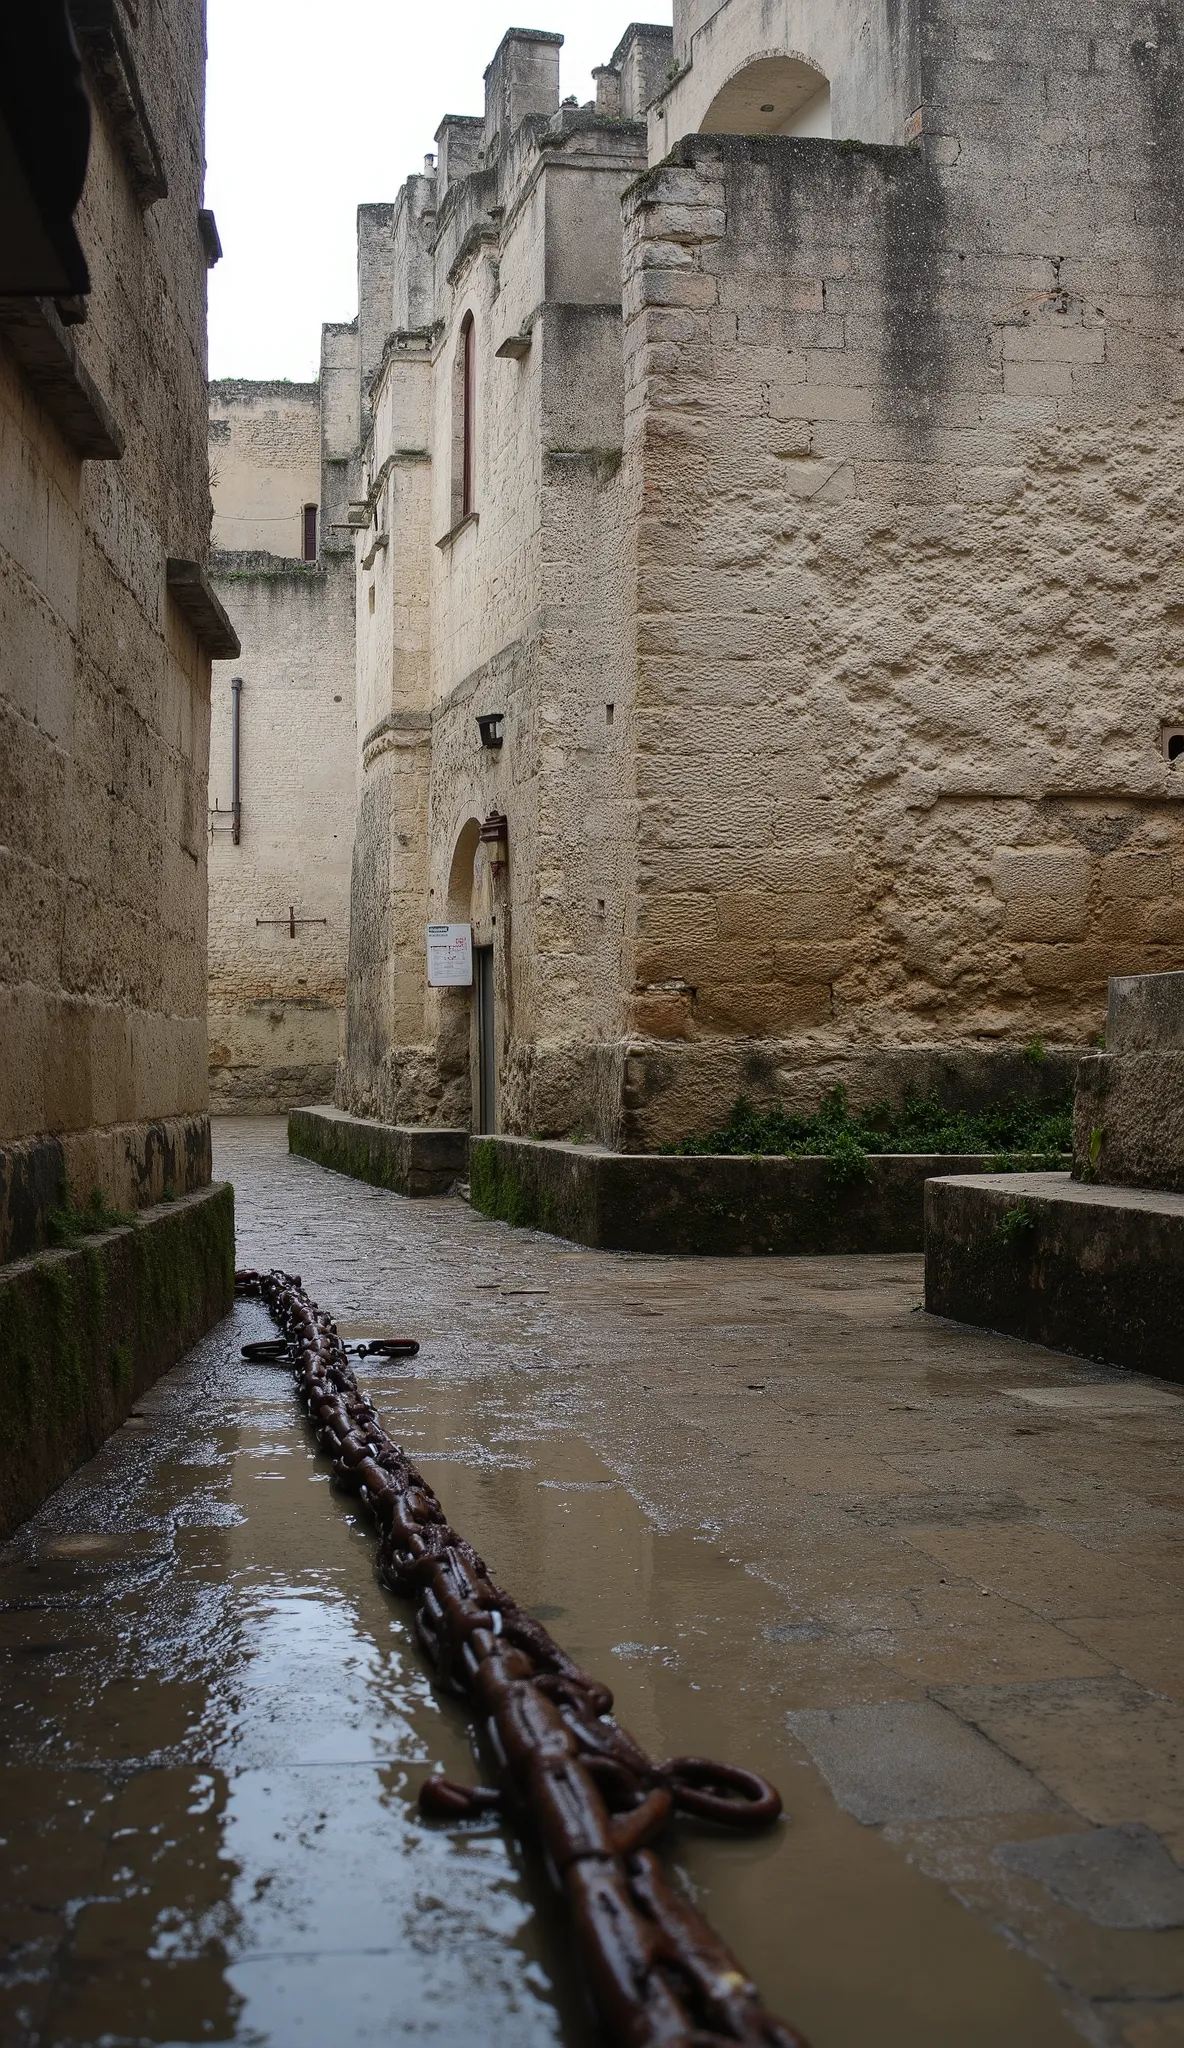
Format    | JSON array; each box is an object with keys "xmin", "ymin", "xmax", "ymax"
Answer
[
  {"xmin": 48, "ymin": 1183, "xmax": 135, "ymax": 1248},
  {"xmin": 665, "ymin": 1085, "xmax": 1072, "ymax": 1171},
  {"xmin": 998, "ymin": 1200, "xmax": 1038, "ymax": 1246}
]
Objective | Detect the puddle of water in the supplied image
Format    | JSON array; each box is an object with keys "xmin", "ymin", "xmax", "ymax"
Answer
[
  {"xmin": 0, "ymin": 1305, "xmax": 1083, "ymax": 2048},
  {"xmin": 396, "ymin": 1380, "xmax": 1081, "ymax": 2048},
  {"xmin": 0, "ymin": 1309, "xmax": 586, "ymax": 2048}
]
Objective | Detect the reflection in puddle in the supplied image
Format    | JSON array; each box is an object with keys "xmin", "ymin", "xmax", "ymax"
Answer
[{"xmin": 0, "ymin": 1299, "xmax": 1083, "ymax": 2047}]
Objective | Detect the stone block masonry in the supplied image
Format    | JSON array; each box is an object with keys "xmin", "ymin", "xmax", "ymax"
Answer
[
  {"xmin": 289, "ymin": 1106, "xmax": 467, "ymax": 1196},
  {"xmin": 1073, "ymin": 971, "xmax": 1184, "ymax": 1192},
  {"xmin": 207, "ymin": 364, "xmax": 358, "ymax": 1113},
  {"xmin": 1, "ymin": 0, "xmax": 225, "ymax": 1210},
  {"xmin": 1, "ymin": 0, "xmax": 236, "ymax": 1508},
  {"xmin": 0, "ymin": 1183, "xmax": 234, "ymax": 1537},
  {"xmin": 469, "ymin": 1135, "xmax": 1052, "ymax": 1254},
  {"xmin": 613, "ymin": 0, "xmax": 1184, "ymax": 1147},
  {"xmin": 931, "ymin": 973, "xmax": 1184, "ymax": 1375},
  {"xmin": 924, "ymin": 1171, "xmax": 1184, "ymax": 1384}
]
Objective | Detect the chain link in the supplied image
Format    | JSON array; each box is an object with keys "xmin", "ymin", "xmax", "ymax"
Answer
[{"xmin": 236, "ymin": 1267, "xmax": 810, "ymax": 2048}]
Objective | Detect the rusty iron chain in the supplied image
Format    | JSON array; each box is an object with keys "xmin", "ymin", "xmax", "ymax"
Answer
[{"xmin": 236, "ymin": 1266, "xmax": 810, "ymax": 2048}]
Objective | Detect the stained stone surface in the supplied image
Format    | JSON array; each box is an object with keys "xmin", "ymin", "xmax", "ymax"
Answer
[
  {"xmin": 995, "ymin": 1826, "xmax": 1184, "ymax": 1932},
  {"xmin": 3, "ymin": 1117, "xmax": 1184, "ymax": 2048},
  {"xmin": 785, "ymin": 1700, "xmax": 1052, "ymax": 1824}
]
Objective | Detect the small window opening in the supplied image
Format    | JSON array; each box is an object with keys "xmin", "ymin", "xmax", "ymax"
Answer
[
  {"xmin": 302, "ymin": 503, "xmax": 318, "ymax": 560},
  {"xmin": 1163, "ymin": 726, "xmax": 1184, "ymax": 762},
  {"xmin": 368, "ymin": 584, "xmax": 375, "ymax": 614},
  {"xmin": 605, "ymin": 702, "xmax": 615, "ymax": 726}
]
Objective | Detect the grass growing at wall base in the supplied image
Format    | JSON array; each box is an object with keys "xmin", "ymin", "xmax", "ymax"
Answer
[
  {"xmin": 666, "ymin": 1086, "xmax": 1073, "ymax": 1173},
  {"xmin": 48, "ymin": 1183, "xmax": 135, "ymax": 1248}
]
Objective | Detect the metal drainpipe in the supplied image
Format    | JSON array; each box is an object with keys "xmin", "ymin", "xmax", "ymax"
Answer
[{"xmin": 230, "ymin": 676, "xmax": 243, "ymax": 844}]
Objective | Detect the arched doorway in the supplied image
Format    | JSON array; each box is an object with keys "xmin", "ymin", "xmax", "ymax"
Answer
[
  {"xmin": 445, "ymin": 815, "xmax": 507, "ymax": 1134},
  {"xmin": 700, "ymin": 55, "xmax": 830, "ymax": 139}
]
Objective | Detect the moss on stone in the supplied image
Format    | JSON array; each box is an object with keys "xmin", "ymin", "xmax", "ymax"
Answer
[
  {"xmin": 0, "ymin": 1185, "xmax": 234, "ymax": 1537},
  {"xmin": 470, "ymin": 1139, "xmax": 537, "ymax": 1228},
  {"xmin": 289, "ymin": 1112, "xmax": 465, "ymax": 1198}
]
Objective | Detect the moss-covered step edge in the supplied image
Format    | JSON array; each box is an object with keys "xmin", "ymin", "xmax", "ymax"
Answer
[
  {"xmin": 467, "ymin": 1138, "xmax": 1053, "ymax": 1255},
  {"xmin": 0, "ymin": 1182, "xmax": 235, "ymax": 1538},
  {"xmin": 288, "ymin": 1106, "xmax": 467, "ymax": 1196},
  {"xmin": 924, "ymin": 1171, "xmax": 1184, "ymax": 1382}
]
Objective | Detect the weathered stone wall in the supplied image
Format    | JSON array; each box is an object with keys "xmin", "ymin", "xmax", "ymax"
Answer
[
  {"xmin": 339, "ymin": 4, "xmax": 1183, "ymax": 1154},
  {"xmin": 0, "ymin": 0, "xmax": 223, "ymax": 1243},
  {"xmin": 208, "ymin": 369, "xmax": 356, "ymax": 1113},
  {"xmin": 340, "ymin": 33, "xmax": 650, "ymax": 1139},
  {"xmin": 208, "ymin": 380, "xmax": 320, "ymax": 556},
  {"xmin": 615, "ymin": 1, "xmax": 1184, "ymax": 1146},
  {"xmin": 1073, "ymin": 971, "xmax": 1184, "ymax": 1192},
  {"xmin": 0, "ymin": 1183, "xmax": 234, "ymax": 1536},
  {"xmin": 655, "ymin": 0, "xmax": 915, "ymax": 154}
]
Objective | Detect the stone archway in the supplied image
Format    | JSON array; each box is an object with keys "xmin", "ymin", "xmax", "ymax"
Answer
[
  {"xmin": 445, "ymin": 817, "xmax": 482, "ymax": 924},
  {"xmin": 700, "ymin": 54, "xmax": 831, "ymax": 139},
  {"xmin": 444, "ymin": 814, "xmax": 509, "ymax": 1134}
]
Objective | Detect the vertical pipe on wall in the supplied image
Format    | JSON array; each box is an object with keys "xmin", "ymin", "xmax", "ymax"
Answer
[{"xmin": 230, "ymin": 675, "xmax": 242, "ymax": 845}]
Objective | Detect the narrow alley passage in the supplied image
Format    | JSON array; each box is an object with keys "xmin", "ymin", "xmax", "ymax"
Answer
[{"xmin": 3, "ymin": 1121, "xmax": 1183, "ymax": 2047}]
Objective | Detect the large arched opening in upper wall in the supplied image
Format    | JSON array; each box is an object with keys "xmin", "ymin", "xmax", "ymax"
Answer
[{"xmin": 700, "ymin": 55, "xmax": 831, "ymax": 139}]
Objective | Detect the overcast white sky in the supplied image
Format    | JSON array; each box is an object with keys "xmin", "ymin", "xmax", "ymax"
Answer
[{"xmin": 205, "ymin": 1, "xmax": 671, "ymax": 381}]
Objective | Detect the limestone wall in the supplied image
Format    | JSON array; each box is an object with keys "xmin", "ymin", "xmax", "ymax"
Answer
[
  {"xmin": 341, "ymin": 48, "xmax": 648, "ymax": 1138},
  {"xmin": 0, "ymin": 0, "xmax": 222, "ymax": 1251},
  {"xmin": 617, "ymin": 0, "xmax": 1184, "ymax": 1145},
  {"xmin": 209, "ymin": 381, "xmax": 320, "ymax": 557},
  {"xmin": 208, "ymin": 371, "xmax": 356, "ymax": 1113},
  {"xmin": 657, "ymin": 0, "xmax": 916, "ymax": 154},
  {"xmin": 339, "ymin": 3, "xmax": 1183, "ymax": 1155}
]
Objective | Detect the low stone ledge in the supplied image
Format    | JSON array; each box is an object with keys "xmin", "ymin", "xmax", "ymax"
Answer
[
  {"xmin": 0, "ymin": 1115, "xmax": 214, "ymax": 1265},
  {"xmin": 288, "ymin": 1106, "xmax": 467, "ymax": 1196},
  {"xmin": 0, "ymin": 1183, "xmax": 235, "ymax": 1537},
  {"xmin": 925, "ymin": 1172, "xmax": 1184, "ymax": 1382},
  {"xmin": 468, "ymin": 1138, "xmax": 1028, "ymax": 1255}
]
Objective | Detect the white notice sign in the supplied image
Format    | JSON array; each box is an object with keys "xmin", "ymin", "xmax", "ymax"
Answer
[{"xmin": 427, "ymin": 923, "xmax": 473, "ymax": 987}]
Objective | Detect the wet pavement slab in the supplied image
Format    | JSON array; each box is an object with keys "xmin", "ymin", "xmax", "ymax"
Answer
[{"xmin": 2, "ymin": 1115, "xmax": 1183, "ymax": 2047}]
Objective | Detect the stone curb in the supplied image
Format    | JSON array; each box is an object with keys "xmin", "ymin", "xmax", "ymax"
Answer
[
  {"xmin": 289, "ymin": 1108, "xmax": 1075, "ymax": 1257},
  {"xmin": 288, "ymin": 1106, "xmax": 468, "ymax": 1196},
  {"xmin": 472, "ymin": 1135, "xmax": 1040, "ymax": 1255},
  {"xmin": 924, "ymin": 1171, "xmax": 1184, "ymax": 1382},
  {"xmin": 0, "ymin": 1183, "xmax": 236, "ymax": 1537}
]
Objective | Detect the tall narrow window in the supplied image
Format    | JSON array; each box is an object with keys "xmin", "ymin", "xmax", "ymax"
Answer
[
  {"xmin": 302, "ymin": 503, "xmax": 318, "ymax": 561},
  {"xmin": 461, "ymin": 313, "xmax": 475, "ymax": 519}
]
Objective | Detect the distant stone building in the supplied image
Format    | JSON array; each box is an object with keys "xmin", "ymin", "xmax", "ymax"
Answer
[
  {"xmin": 0, "ymin": 0, "xmax": 235, "ymax": 1523},
  {"xmin": 329, "ymin": 1, "xmax": 1184, "ymax": 1150},
  {"xmin": 206, "ymin": 346, "xmax": 357, "ymax": 1111}
]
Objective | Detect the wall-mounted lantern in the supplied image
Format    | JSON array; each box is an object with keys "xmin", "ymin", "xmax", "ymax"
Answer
[
  {"xmin": 477, "ymin": 712, "xmax": 504, "ymax": 750},
  {"xmin": 480, "ymin": 810, "xmax": 508, "ymax": 870}
]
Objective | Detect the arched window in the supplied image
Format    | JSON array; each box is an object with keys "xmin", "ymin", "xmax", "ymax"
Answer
[{"xmin": 455, "ymin": 311, "xmax": 476, "ymax": 522}]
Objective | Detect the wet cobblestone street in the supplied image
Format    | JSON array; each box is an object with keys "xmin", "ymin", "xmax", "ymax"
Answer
[{"xmin": 2, "ymin": 1118, "xmax": 1183, "ymax": 2046}]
